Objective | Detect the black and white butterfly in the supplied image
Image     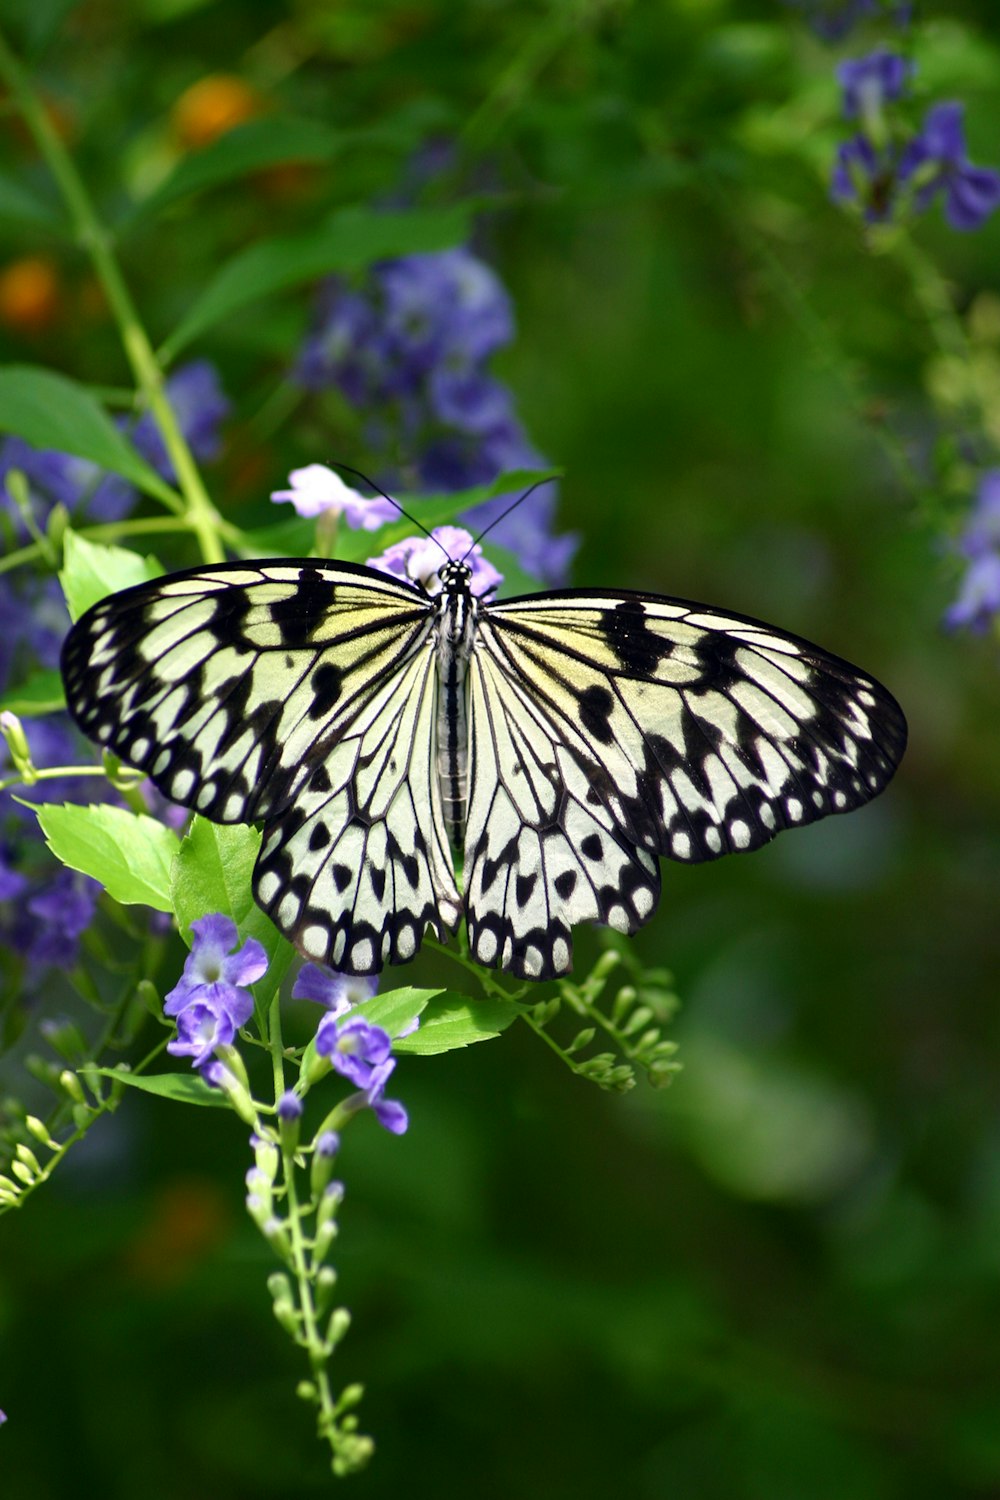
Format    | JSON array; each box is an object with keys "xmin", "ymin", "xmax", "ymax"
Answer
[{"xmin": 61, "ymin": 551, "xmax": 906, "ymax": 981}]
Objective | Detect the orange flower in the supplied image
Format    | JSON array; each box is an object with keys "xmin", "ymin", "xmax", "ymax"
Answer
[
  {"xmin": 0, "ymin": 257, "xmax": 60, "ymax": 333},
  {"xmin": 171, "ymin": 74, "xmax": 261, "ymax": 150}
]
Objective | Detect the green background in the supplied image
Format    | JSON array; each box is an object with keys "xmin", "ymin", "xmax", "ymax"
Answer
[{"xmin": 3, "ymin": 1, "xmax": 1000, "ymax": 1496}]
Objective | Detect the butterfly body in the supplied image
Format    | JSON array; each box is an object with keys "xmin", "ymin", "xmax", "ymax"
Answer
[{"xmin": 61, "ymin": 556, "xmax": 906, "ymax": 981}]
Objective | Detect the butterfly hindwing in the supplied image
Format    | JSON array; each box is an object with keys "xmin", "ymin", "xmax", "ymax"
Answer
[
  {"xmin": 253, "ymin": 643, "xmax": 460, "ymax": 972},
  {"xmin": 465, "ymin": 636, "xmax": 660, "ymax": 980}
]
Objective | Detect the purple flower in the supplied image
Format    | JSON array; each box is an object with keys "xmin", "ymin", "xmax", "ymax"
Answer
[
  {"xmin": 24, "ymin": 870, "xmax": 100, "ymax": 967},
  {"xmin": 958, "ymin": 471, "xmax": 1000, "ymax": 559},
  {"xmin": 315, "ymin": 1015, "xmax": 392, "ymax": 1087},
  {"xmin": 837, "ymin": 50, "xmax": 910, "ymax": 121},
  {"xmin": 782, "ymin": 0, "xmax": 875, "ymax": 42},
  {"xmin": 831, "ymin": 134, "xmax": 898, "ymax": 222},
  {"xmin": 164, "ymin": 913, "xmax": 267, "ymax": 1068},
  {"xmin": 292, "ymin": 963, "xmax": 377, "ymax": 1018},
  {"xmin": 355, "ymin": 1058, "xmax": 409, "ymax": 1135},
  {"xmin": 945, "ymin": 552, "xmax": 1000, "ymax": 633},
  {"xmin": 277, "ymin": 1090, "xmax": 303, "ymax": 1121},
  {"xmin": 313, "ymin": 1013, "xmax": 412, "ymax": 1133},
  {"xmin": 297, "ymin": 286, "xmax": 383, "ymax": 401},
  {"xmin": 270, "ymin": 465, "xmax": 398, "ymax": 528},
  {"xmin": 368, "ymin": 526, "xmax": 503, "ymax": 597},
  {"xmin": 899, "ymin": 102, "xmax": 1000, "ymax": 231}
]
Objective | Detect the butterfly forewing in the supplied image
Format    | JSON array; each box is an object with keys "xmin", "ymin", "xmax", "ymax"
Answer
[
  {"xmin": 480, "ymin": 590, "xmax": 906, "ymax": 869},
  {"xmin": 62, "ymin": 561, "xmax": 434, "ymax": 825}
]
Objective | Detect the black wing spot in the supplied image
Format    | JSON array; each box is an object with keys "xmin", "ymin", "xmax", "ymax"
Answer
[
  {"xmin": 581, "ymin": 833, "xmax": 603, "ymax": 861},
  {"xmin": 272, "ymin": 570, "xmax": 333, "ymax": 647},
  {"xmin": 579, "ymin": 684, "xmax": 615, "ymax": 744},
  {"xmin": 601, "ymin": 598, "xmax": 673, "ymax": 675},
  {"xmin": 554, "ymin": 869, "xmax": 577, "ymax": 900},
  {"xmin": 332, "ymin": 863, "xmax": 353, "ymax": 893},
  {"xmin": 515, "ymin": 873, "xmax": 537, "ymax": 908},
  {"xmin": 309, "ymin": 662, "xmax": 342, "ymax": 719},
  {"xmin": 311, "ymin": 764, "xmax": 332, "ymax": 793},
  {"xmin": 309, "ymin": 823, "xmax": 331, "ymax": 852}
]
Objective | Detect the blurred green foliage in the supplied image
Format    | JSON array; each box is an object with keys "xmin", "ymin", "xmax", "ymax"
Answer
[{"xmin": 2, "ymin": 0, "xmax": 1000, "ymax": 1495}]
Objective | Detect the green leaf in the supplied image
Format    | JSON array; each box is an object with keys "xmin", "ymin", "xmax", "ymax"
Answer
[
  {"xmin": 356, "ymin": 986, "xmax": 442, "ymax": 1040},
  {"xmin": 392, "ymin": 993, "xmax": 519, "ymax": 1055},
  {"xmin": 0, "ymin": 366, "xmax": 178, "ymax": 505},
  {"xmin": 161, "ymin": 202, "xmax": 472, "ymax": 360},
  {"xmin": 59, "ymin": 530, "xmax": 163, "ymax": 620},
  {"xmin": 170, "ymin": 817, "xmax": 287, "ymax": 955},
  {"xmin": 0, "ymin": 171, "xmax": 62, "ymax": 229},
  {"xmin": 128, "ymin": 117, "xmax": 348, "ymax": 222},
  {"xmin": 35, "ymin": 803, "xmax": 181, "ymax": 911},
  {"xmin": 88, "ymin": 1065, "xmax": 229, "ymax": 1107},
  {"xmin": 0, "ymin": 666, "xmax": 65, "ymax": 716}
]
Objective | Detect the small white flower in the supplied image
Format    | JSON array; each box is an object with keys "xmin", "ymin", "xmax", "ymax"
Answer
[{"xmin": 270, "ymin": 465, "xmax": 398, "ymax": 529}]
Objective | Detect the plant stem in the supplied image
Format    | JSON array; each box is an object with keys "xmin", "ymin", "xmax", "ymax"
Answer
[{"xmin": 0, "ymin": 30, "xmax": 225, "ymax": 564}]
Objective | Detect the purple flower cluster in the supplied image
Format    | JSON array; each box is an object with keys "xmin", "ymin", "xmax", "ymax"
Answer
[
  {"xmin": 164, "ymin": 914, "xmax": 267, "ymax": 1069},
  {"xmin": 830, "ymin": 53, "xmax": 1000, "ymax": 232},
  {"xmin": 783, "ymin": 0, "xmax": 909, "ymax": 43},
  {"xmin": 0, "ymin": 361, "xmax": 229, "ymax": 973},
  {"xmin": 295, "ymin": 248, "xmax": 576, "ymax": 583},
  {"xmin": 0, "ymin": 716, "xmax": 100, "ymax": 969},
  {"xmin": 945, "ymin": 473, "xmax": 1000, "ymax": 632}
]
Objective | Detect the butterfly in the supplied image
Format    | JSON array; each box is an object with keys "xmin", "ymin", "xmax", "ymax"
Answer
[{"xmin": 60, "ymin": 552, "xmax": 907, "ymax": 981}]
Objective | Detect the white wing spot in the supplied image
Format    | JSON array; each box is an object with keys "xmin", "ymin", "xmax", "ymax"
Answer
[
  {"xmin": 671, "ymin": 830, "xmax": 691, "ymax": 859},
  {"xmin": 787, "ymin": 798, "xmax": 803, "ymax": 821},
  {"xmin": 761, "ymin": 804, "xmax": 776, "ymax": 830},
  {"xmin": 302, "ymin": 924, "xmax": 328, "ymax": 959},
  {"xmin": 257, "ymin": 871, "xmax": 280, "ymax": 906},
  {"xmin": 551, "ymin": 937, "xmax": 570, "ymax": 971},
  {"xmin": 477, "ymin": 929, "xmax": 498, "ymax": 964},
  {"xmin": 730, "ymin": 819, "xmax": 751, "ymax": 850},
  {"xmin": 397, "ymin": 927, "xmax": 417, "ymax": 961},
  {"xmin": 705, "ymin": 827, "xmax": 722, "ymax": 854},
  {"xmin": 351, "ymin": 938, "xmax": 374, "ymax": 971},
  {"xmin": 172, "ymin": 769, "xmax": 195, "ymax": 801}
]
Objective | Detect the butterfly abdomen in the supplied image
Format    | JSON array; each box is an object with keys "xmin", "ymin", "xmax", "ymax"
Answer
[{"xmin": 434, "ymin": 577, "xmax": 477, "ymax": 852}]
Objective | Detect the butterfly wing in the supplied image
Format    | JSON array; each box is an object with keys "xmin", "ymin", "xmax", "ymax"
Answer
[
  {"xmin": 464, "ymin": 635, "xmax": 660, "ymax": 980},
  {"xmin": 464, "ymin": 589, "xmax": 906, "ymax": 978},
  {"xmin": 61, "ymin": 560, "xmax": 460, "ymax": 969}
]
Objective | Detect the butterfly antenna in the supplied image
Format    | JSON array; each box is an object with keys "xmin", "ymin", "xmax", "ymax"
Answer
[
  {"xmin": 459, "ymin": 477, "xmax": 555, "ymax": 566},
  {"xmin": 333, "ymin": 464, "xmax": 453, "ymax": 562}
]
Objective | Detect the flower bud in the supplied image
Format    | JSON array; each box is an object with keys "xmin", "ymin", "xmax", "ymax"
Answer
[
  {"xmin": 59, "ymin": 1070, "xmax": 87, "ymax": 1106},
  {"xmin": 277, "ymin": 1089, "xmax": 303, "ymax": 1150},
  {"xmin": 309, "ymin": 1129, "xmax": 340, "ymax": 1197},
  {"xmin": 24, "ymin": 1116, "xmax": 57, "ymax": 1150},
  {"xmin": 0, "ymin": 711, "xmax": 33, "ymax": 777},
  {"xmin": 253, "ymin": 1135, "xmax": 280, "ymax": 1184}
]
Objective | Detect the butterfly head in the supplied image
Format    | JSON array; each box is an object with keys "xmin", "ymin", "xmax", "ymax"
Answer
[{"xmin": 436, "ymin": 558, "xmax": 473, "ymax": 596}]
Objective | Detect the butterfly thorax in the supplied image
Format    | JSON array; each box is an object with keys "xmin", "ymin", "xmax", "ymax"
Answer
[{"xmin": 432, "ymin": 561, "xmax": 478, "ymax": 852}]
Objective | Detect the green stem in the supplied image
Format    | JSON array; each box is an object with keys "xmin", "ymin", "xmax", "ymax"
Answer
[
  {"xmin": 0, "ymin": 30, "xmax": 225, "ymax": 564},
  {"xmin": 280, "ymin": 1139, "xmax": 340, "ymax": 1442}
]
